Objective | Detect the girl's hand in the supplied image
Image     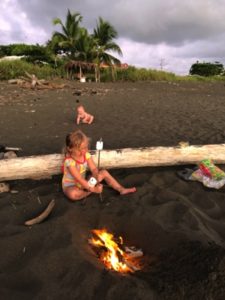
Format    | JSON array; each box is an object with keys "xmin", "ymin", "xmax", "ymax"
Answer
[{"xmin": 92, "ymin": 184, "xmax": 103, "ymax": 194}]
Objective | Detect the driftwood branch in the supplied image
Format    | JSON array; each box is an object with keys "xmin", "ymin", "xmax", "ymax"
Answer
[
  {"xmin": 8, "ymin": 79, "xmax": 25, "ymax": 85},
  {"xmin": 8, "ymin": 72, "xmax": 66, "ymax": 89},
  {"xmin": 25, "ymin": 71, "xmax": 42, "ymax": 88},
  {"xmin": 24, "ymin": 199, "xmax": 55, "ymax": 226},
  {"xmin": 1, "ymin": 144, "xmax": 225, "ymax": 181},
  {"xmin": 0, "ymin": 145, "xmax": 22, "ymax": 153},
  {"xmin": 5, "ymin": 147, "xmax": 22, "ymax": 152}
]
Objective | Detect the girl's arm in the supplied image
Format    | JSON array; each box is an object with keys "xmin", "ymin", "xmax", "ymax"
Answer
[{"xmin": 68, "ymin": 165, "xmax": 101, "ymax": 193}]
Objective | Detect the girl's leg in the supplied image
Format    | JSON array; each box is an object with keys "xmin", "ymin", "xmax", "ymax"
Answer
[
  {"xmin": 63, "ymin": 186, "xmax": 91, "ymax": 201},
  {"xmin": 97, "ymin": 169, "xmax": 136, "ymax": 195}
]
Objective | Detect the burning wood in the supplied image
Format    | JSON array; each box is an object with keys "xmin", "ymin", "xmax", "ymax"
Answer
[{"xmin": 88, "ymin": 229, "xmax": 143, "ymax": 273}]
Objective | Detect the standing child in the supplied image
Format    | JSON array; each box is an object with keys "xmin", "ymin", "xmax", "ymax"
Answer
[
  {"xmin": 62, "ymin": 130, "xmax": 136, "ymax": 201},
  {"xmin": 76, "ymin": 105, "xmax": 94, "ymax": 125}
]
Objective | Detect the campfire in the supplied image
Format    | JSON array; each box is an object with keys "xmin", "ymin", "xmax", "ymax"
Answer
[{"xmin": 88, "ymin": 229, "xmax": 143, "ymax": 273}]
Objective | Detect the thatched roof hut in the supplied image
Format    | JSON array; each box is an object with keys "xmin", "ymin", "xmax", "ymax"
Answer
[{"xmin": 64, "ymin": 60, "xmax": 96, "ymax": 80}]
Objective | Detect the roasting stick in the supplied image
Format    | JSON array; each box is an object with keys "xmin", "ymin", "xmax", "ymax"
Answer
[{"xmin": 96, "ymin": 138, "xmax": 103, "ymax": 202}]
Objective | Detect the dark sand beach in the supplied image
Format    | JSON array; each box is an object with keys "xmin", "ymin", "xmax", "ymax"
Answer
[{"xmin": 0, "ymin": 80, "xmax": 225, "ymax": 299}]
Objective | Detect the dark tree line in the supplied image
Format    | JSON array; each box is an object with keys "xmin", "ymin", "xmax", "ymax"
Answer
[{"xmin": 189, "ymin": 61, "xmax": 224, "ymax": 77}]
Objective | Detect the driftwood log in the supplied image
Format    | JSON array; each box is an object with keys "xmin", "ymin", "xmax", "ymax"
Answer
[
  {"xmin": 1, "ymin": 144, "xmax": 225, "ymax": 181},
  {"xmin": 8, "ymin": 72, "xmax": 66, "ymax": 89}
]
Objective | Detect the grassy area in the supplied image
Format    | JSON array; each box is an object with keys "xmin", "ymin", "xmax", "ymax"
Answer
[
  {"xmin": 114, "ymin": 66, "xmax": 178, "ymax": 81},
  {"xmin": 0, "ymin": 60, "xmax": 224, "ymax": 82},
  {"xmin": 0, "ymin": 60, "xmax": 65, "ymax": 80}
]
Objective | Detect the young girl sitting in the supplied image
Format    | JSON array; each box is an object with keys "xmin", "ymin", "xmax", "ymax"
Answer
[{"xmin": 62, "ymin": 130, "xmax": 136, "ymax": 201}]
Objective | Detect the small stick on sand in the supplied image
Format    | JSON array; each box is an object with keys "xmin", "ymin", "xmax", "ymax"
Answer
[
  {"xmin": 4, "ymin": 147, "xmax": 22, "ymax": 152},
  {"xmin": 24, "ymin": 199, "xmax": 55, "ymax": 226}
]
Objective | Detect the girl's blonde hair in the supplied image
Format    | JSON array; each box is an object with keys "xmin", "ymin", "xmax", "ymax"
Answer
[{"xmin": 64, "ymin": 130, "xmax": 89, "ymax": 156}]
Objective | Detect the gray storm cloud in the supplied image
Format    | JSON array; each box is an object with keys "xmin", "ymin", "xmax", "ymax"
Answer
[
  {"xmin": 15, "ymin": 0, "xmax": 225, "ymax": 45},
  {"xmin": 1, "ymin": 0, "xmax": 225, "ymax": 74}
]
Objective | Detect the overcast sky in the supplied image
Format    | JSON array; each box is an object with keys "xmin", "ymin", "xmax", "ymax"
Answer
[{"xmin": 1, "ymin": 0, "xmax": 225, "ymax": 75}]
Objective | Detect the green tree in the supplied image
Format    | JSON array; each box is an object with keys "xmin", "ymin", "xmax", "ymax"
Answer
[
  {"xmin": 189, "ymin": 61, "xmax": 224, "ymax": 77},
  {"xmin": 50, "ymin": 11, "xmax": 123, "ymax": 81},
  {"xmin": 0, "ymin": 44, "xmax": 17, "ymax": 56},
  {"xmin": 52, "ymin": 9, "xmax": 82, "ymax": 58},
  {"xmin": 0, "ymin": 43, "xmax": 54, "ymax": 65},
  {"xmin": 92, "ymin": 17, "xmax": 122, "ymax": 81},
  {"xmin": 75, "ymin": 27, "xmax": 94, "ymax": 62}
]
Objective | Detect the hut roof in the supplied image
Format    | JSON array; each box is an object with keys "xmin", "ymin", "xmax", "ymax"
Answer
[{"xmin": 65, "ymin": 60, "xmax": 96, "ymax": 71}]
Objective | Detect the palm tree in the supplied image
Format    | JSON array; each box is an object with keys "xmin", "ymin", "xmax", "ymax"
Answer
[
  {"xmin": 92, "ymin": 17, "xmax": 123, "ymax": 81},
  {"xmin": 51, "ymin": 12, "xmax": 123, "ymax": 81},
  {"xmin": 75, "ymin": 27, "xmax": 94, "ymax": 62},
  {"xmin": 52, "ymin": 9, "xmax": 82, "ymax": 58}
]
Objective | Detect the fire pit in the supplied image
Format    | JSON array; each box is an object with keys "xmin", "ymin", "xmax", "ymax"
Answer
[{"xmin": 88, "ymin": 229, "xmax": 143, "ymax": 273}]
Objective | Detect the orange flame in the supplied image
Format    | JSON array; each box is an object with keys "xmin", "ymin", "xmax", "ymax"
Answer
[{"xmin": 90, "ymin": 229, "xmax": 141, "ymax": 273}]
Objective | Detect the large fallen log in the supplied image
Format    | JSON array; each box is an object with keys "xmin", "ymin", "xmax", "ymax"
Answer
[{"xmin": 1, "ymin": 144, "xmax": 225, "ymax": 181}]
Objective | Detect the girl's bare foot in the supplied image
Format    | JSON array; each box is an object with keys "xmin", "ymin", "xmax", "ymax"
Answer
[{"xmin": 120, "ymin": 187, "xmax": 136, "ymax": 195}]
